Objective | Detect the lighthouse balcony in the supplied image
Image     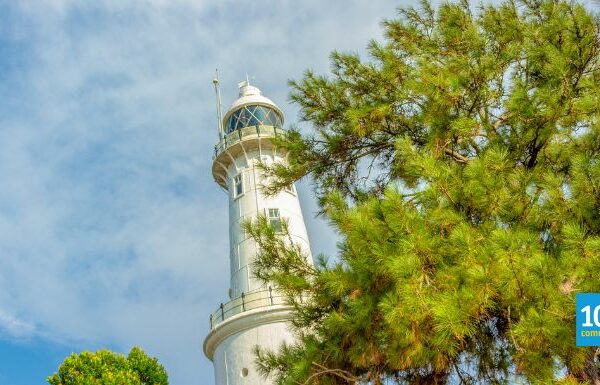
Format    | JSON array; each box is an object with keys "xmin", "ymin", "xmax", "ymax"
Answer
[
  {"xmin": 213, "ymin": 124, "xmax": 283, "ymax": 159},
  {"xmin": 208, "ymin": 287, "xmax": 287, "ymax": 330}
]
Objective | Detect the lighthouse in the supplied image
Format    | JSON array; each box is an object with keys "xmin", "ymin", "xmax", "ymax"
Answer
[{"xmin": 203, "ymin": 78, "xmax": 313, "ymax": 385}]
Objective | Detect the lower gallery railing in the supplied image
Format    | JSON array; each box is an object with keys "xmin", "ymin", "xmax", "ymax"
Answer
[{"xmin": 209, "ymin": 287, "xmax": 286, "ymax": 330}]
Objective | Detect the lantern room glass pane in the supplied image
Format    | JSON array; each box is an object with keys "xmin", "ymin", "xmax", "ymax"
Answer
[
  {"xmin": 252, "ymin": 106, "xmax": 268, "ymax": 122},
  {"xmin": 225, "ymin": 105, "xmax": 282, "ymax": 134}
]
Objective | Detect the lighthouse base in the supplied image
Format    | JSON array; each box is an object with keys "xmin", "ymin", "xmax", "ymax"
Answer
[{"xmin": 203, "ymin": 306, "xmax": 294, "ymax": 385}]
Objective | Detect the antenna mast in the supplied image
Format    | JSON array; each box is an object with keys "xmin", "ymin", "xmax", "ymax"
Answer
[{"xmin": 212, "ymin": 69, "xmax": 224, "ymax": 141}]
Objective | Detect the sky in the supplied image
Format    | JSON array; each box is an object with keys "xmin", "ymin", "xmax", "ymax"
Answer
[{"xmin": 0, "ymin": 1, "xmax": 401, "ymax": 384}]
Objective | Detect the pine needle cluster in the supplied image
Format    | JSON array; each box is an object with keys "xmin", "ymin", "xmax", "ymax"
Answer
[{"xmin": 248, "ymin": 0, "xmax": 600, "ymax": 384}]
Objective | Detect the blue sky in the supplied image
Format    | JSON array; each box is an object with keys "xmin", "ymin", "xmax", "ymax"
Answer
[{"xmin": 0, "ymin": 1, "xmax": 400, "ymax": 384}]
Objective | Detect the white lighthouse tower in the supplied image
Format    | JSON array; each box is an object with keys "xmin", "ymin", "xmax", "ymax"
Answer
[{"xmin": 203, "ymin": 78, "xmax": 313, "ymax": 385}]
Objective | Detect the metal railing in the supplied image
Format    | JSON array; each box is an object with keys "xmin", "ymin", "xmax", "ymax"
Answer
[
  {"xmin": 209, "ymin": 287, "xmax": 286, "ymax": 330},
  {"xmin": 213, "ymin": 125, "xmax": 283, "ymax": 159}
]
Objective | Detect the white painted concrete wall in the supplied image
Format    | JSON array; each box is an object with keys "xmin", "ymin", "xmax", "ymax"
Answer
[
  {"xmin": 212, "ymin": 316, "xmax": 295, "ymax": 385},
  {"xmin": 227, "ymin": 149, "xmax": 312, "ymax": 297}
]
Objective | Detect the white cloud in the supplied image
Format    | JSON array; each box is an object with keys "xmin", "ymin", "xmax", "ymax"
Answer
[{"xmin": 0, "ymin": 0, "xmax": 401, "ymax": 384}]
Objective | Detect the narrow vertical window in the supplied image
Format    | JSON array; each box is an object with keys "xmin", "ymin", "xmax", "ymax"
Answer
[
  {"xmin": 234, "ymin": 174, "xmax": 243, "ymax": 197},
  {"xmin": 268, "ymin": 208, "xmax": 282, "ymax": 232}
]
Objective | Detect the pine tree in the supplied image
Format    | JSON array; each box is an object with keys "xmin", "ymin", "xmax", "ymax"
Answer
[{"xmin": 247, "ymin": 0, "xmax": 600, "ymax": 384}]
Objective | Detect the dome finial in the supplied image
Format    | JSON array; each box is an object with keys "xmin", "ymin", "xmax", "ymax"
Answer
[{"xmin": 237, "ymin": 75, "xmax": 261, "ymax": 97}]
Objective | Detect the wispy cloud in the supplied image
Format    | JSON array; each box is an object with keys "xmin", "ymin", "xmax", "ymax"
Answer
[{"xmin": 0, "ymin": 310, "xmax": 34, "ymax": 338}]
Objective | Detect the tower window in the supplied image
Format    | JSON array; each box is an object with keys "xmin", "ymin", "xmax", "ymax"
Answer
[
  {"xmin": 284, "ymin": 183, "xmax": 295, "ymax": 195},
  {"xmin": 268, "ymin": 208, "xmax": 282, "ymax": 232},
  {"xmin": 234, "ymin": 174, "xmax": 243, "ymax": 197}
]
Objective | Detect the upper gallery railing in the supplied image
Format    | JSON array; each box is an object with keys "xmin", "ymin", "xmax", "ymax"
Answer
[{"xmin": 213, "ymin": 125, "xmax": 282, "ymax": 158}]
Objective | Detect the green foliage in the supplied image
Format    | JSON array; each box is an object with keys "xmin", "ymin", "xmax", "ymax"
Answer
[
  {"xmin": 47, "ymin": 347, "xmax": 168, "ymax": 385},
  {"xmin": 249, "ymin": 0, "xmax": 600, "ymax": 384}
]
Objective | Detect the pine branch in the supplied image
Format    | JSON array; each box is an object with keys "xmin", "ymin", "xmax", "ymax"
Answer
[
  {"xmin": 301, "ymin": 362, "xmax": 360, "ymax": 385},
  {"xmin": 444, "ymin": 147, "xmax": 469, "ymax": 163}
]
